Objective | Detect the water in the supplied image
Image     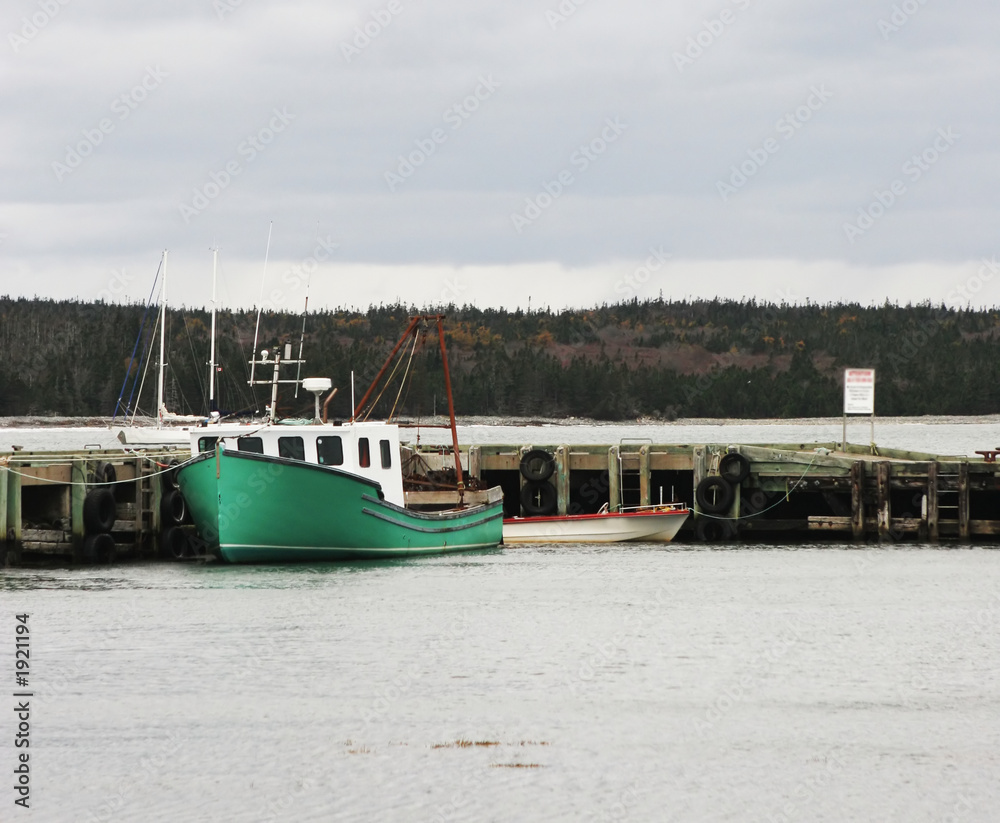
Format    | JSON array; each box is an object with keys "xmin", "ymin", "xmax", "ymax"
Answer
[
  {"xmin": 2, "ymin": 421, "xmax": 1000, "ymax": 821},
  {"xmin": 4, "ymin": 414, "xmax": 1000, "ymax": 455}
]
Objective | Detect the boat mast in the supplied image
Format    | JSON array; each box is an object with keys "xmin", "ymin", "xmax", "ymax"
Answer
[
  {"xmin": 435, "ymin": 315, "xmax": 465, "ymax": 501},
  {"xmin": 249, "ymin": 221, "xmax": 273, "ymax": 402},
  {"xmin": 293, "ymin": 285, "xmax": 310, "ymax": 399},
  {"xmin": 156, "ymin": 250, "xmax": 168, "ymax": 428},
  {"xmin": 209, "ymin": 247, "xmax": 218, "ymax": 412}
]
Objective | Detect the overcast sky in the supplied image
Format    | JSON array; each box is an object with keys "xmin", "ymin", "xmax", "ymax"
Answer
[{"xmin": 2, "ymin": 0, "xmax": 998, "ymax": 313}]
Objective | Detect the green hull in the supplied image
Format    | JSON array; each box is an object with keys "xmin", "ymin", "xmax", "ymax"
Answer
[{"xmin": 176, "ymin": 449, "xmax": 503, "ymax": 563}]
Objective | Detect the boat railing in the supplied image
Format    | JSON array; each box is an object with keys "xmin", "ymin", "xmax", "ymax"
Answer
[{"xmin": 619, "ymin": 503, "xmax": 688, "ymax": 514}]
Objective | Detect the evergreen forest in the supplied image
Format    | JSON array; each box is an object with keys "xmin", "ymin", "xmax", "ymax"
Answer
[{"xmin": 1, "ymin": 295, "xmax": 999, "ymax": 420}]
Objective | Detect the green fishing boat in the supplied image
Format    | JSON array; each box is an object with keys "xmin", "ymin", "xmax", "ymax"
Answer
[
  {"xmin": 174, "ymin": 314, "xmax": 504, "ymax": 563},
  {"xmin": 176, "ymin": 424, "xmax": 503, "ymax": 563}
]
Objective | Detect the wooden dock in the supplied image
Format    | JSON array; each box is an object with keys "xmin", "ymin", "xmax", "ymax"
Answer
[
  {"xmin": 464, "ymin": 441, "xmax": 1000, "ymax": 543},
  {"xmin": 1, "ymin": 446, "xmax": 193, "ymax": 567},
  {"xmin": 3, "ymin": 440, "xmax": 998, "ymax": 565}
]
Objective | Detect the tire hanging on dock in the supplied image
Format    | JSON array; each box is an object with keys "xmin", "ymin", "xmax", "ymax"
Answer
[
  {"xmin": 82, "ymin": 532, "xmax": 116, "ymax": 564},
  {"xmin": 162, "ymin": 459, "xmax": 181, "ymax": 491},
  {"xmin": 719, "ymin": 453, "xmax": 751, "ymax": 485},
  {"xmin": 520, "ymin": 480, "xmax": 557, "ymax": 516},
  {"xmin": 93, "ymin": 461, "xmax": 118, "ymax": 500},
  {"xmin": 519, "ymin": 450, "xmax": 555, "ymax": 482},
  {"xmin": 695, "ymin": 516, "xmax": 733, "ymax": 543},
  {"xmin": 160, "ymin": 489, "xmax": 187, "ymax": 526},
  {"xmin": 695, "ymin": 476, "xmax": 734, "ymax": 514},
  {"xmin": 160, "ymin": 526, "xmax": 191, "ymax": 559},
  {"xmin": 83, "ymin": 488, "xmax": 117, "ymax": 533}
]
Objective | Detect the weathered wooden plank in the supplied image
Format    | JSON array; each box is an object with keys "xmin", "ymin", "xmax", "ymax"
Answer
[
  {"xmin": 927, "ymin": 461, "xmax": 939, "ymax": 543},
  {"xmin": 480, "ymin": 452, "xmax": 521, "ymax": 471},
  {"xmin": 958, "ymin": 462, "xmax": 970, "ymax": 540},
  {"xmin": 7, "ymin": 467, "xmax": 21, "ymax": 545},
  {"xmin": 404, "ymin": 489, "xmax": 498, "ymax": 506},
  {"xmin": 807, "ymin": 516, "xmax": 852, "ymax": 531},
  {"xmin": 71, "ymin": 461, "xmax": 85, "ymax": 546},
  {"xmin": 608, "ymin": 446, "xmax": 620, "ymax": 513},
  {"xmin": 970, "ymin": 520, "xmax": 1000, "ymax": 535},
  {"xmin": 648, "ymin": 453, "xmax": 694, "ymax": 471},
  {"xmin": 0, "ymin": 465, "xmax": 7, "ymax": 543},
  {"xmin": 468, "ymin": 445, "xmax": 481, "ymax": 481},
  {"xmin": 638, "ymin": 446, "xmax": 650, "ymax": 508},
  {"xmin": 22, "ymin": 542, "xmax": 71, "ymax": 552},
  {"xmin": 876, "ymin": 461, "xmax": 891, "ymax": 542},
  {"xmin": 555, "ymin": 445, "xmax": 570, "ymax": 516},
  {"xmin": 15, "ymin": 464, "xmax": 73, "ymax": 485},
  {"xmin": 22, "ymin": 529, "xmax": 70, "ymax": 542}
]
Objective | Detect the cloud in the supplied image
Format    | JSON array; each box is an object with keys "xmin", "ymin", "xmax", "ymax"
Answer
[{"xmin": 2, "ymin": 0, "xmax": 999, "ymax": 310}]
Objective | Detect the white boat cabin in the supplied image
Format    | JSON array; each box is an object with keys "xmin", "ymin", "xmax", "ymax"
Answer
[{"xmin": 188, "ymin": 422, "xmax": 406, "ymax": 507}]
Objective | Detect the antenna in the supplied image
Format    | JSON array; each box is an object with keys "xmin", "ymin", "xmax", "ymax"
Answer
[
  {"xmin": 209, "ymin": 247, "xmax": 218, "ymax": 412},
  {"xmin": 250, "ymin": 221, "xmax": 273, "ymax": 397},
  {"xmin": 294, "ymin": 276, "xmax": 311, "ymax": 399}
]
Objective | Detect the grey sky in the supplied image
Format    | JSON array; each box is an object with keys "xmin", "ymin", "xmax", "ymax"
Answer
[{"xmin": 2, "ymin": 0, "xmax": 998, "ymax": 312}]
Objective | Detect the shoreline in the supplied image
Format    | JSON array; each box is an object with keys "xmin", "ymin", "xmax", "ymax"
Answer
[{"xmin": 3, "ymin": 413, "xmax": 1000, "ymax": 430}]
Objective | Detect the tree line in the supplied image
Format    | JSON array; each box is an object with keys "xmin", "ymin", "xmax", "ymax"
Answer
[{"xmin": 1, "ymin": 295, "xmax": 998, "ymax": 420}]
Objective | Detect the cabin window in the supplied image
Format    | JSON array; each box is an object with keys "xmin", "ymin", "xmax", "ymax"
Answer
[
  {"xmin": 380, "ymin": 439, "xmax": 392, "ymax": 469},
  {"xmin": 237, "ymin": 437, "xmax": 264, "ymax": 454},
  {"xmin": 278, "ymin": 436, "xmax": 305, "ymax": 461},
  {"xmin": 358, "ymin": 437, "xmax": 370, "ymax": 468},
  {"xmin": 317, "ymin": 436, "xmax": 344, "ymax": 466},
  {"xmin": 197, "ymin": 436, "xmax": 218, "ymax": 453}
]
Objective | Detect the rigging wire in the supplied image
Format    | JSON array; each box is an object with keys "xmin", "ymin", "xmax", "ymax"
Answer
[
  {"xmin": 361, "ymin": 327, "xmax": 417, "ymax": 422},
  {"xmin": 388, "ymin": 325, "xmax": 423, "ymax": 421},
  {"xmin": 113, "ymin": 257, "xmax": 162, "ymax": 421},
  {"xmin": 180, "ymin": 310, "xmax": 208, "ymax": 413}
]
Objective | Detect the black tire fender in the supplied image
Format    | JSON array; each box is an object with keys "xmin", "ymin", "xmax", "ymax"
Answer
[
  {"xmin": 160, "ymin": 489, "xmax": 187, "ymax": 526},
  {"xmin": 93, "ymin": 461, "xmax": 118, "ymax": 499},
  {"xmin": 695, "ymin": 476, "xmax": 734, "ymax": 514},
  {"xmin": 160, "ymin": 526, "xmax": 190, "ymax": 559},
  {"xmin": 520, "ymin": 481, "xmax": 557, "ymax": 516},
  {"xmin": 162, "ymin": 458, "xmax": 181, "ymax": 491},
  {"xmin": 83, "ymin": 488, "xmax": 117, "ymax": 533},
  {"xmin": 719, "ymin": 453, "xmax": 751, "ymax": 485},
  {"xmin": 519, "ymin": 449, "xmax": 555, "ymax": 482},
  {"xmin": 695, "ymin": 516, "xmax": 732, "ymax": 542},
  {"xmin": 82, "ymin": 532, "xmax": 116, "ymax": 564}
]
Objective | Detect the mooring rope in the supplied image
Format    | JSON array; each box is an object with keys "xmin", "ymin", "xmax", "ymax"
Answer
[
  {"xmin": 0, "ymin": 451, "xmax": 200, "ymax": 487},
  {"xmin": 699, "ymin": 452, "xmax": 821, "ymax": 521}
]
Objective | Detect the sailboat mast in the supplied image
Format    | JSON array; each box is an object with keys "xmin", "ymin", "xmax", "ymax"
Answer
[
  {"xmin": 209, "ymin": 247, "xmax": 218, "ymax": 412},
  {"xmin": 156, "ymin": 250, "xmax": 168, "ymax": 428}
]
